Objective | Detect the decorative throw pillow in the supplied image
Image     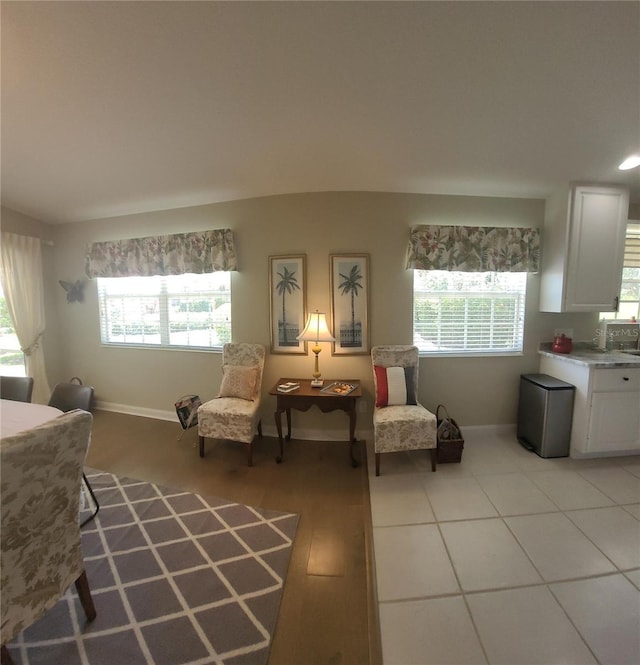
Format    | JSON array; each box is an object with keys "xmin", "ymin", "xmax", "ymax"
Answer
[
  {"xmin": 374, "ymin": 365, "xmax": 417, "ymax": 407},
  {"xmin": 218, "ymin": 365, "xmax": 258, "ymax": 401}
]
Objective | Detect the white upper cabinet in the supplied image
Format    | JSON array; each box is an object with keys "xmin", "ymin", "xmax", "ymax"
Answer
[{"xmin": 539, "ymin": 184, "xmax": 630, "ymax": 312}]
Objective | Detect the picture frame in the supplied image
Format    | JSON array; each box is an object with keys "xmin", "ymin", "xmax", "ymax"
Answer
[
  {"xmin": 330, "ymin": 253, "xmax": 370, "ymax": 355},
  {"xmin": 269, "ymin": 254, "xmax": 307, "ymax": 354}
]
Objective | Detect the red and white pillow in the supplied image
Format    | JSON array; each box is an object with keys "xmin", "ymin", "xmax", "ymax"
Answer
[{"xmin": 374, "ymin": 365, "xmax": 417, "ymax": 407}]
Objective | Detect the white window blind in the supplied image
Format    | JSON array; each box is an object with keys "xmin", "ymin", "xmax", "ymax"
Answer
[
  {"xmin": 413, "ymin": 271, "xmax": 527, "ymax": 354},
  {"xmin": 624, "ymin": 223, "xmax": 640, "ymax": 268},
  {"xmin": 97, "ymin": 273, "xmax": 231, "ymax": 349},
  {"xmin": 602, "ymin": 223, "xmax": 640, "ymax": 321}
]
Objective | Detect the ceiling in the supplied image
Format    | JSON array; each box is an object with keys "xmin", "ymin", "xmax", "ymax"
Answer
[{"xmin": 2, "ymin": 1, "xmax": 639, "ymax": 225}]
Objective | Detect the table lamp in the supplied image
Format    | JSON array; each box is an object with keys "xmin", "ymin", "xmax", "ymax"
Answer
[{"xmin": 297, "ymin": 310, "xmax": 335, "ymax": 387}]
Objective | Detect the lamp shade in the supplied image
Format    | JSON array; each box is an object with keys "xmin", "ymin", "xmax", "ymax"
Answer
[{"xmin": 297, "ymin": 311, "xmax": 335, "ymax": 343}]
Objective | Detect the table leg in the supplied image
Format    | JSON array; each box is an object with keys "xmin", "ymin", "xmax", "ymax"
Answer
[
  {"xmin": 348, "ymin": 407, "xmax": 359, "ymax": 468},
  {"xmin": 285, "ymin": 407, "xmax": 292, "ymax": 440},
  {"xmin": 274, "ymin": 408, "xmax": 284, "ymax": 463}
]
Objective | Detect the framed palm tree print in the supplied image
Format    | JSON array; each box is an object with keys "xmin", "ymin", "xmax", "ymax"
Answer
[
  {"xmin": 330, "ymin": 253, "xmax": 370, "ymax": 355},
  {"xmin": 269, "ymin": 254, "xmax": 307, "ymax": 354}
]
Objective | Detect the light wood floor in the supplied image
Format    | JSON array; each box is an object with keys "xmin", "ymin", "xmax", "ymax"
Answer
[{"xmin": 87, "ymin": 410, "xmax": 381, "ymax": 665}]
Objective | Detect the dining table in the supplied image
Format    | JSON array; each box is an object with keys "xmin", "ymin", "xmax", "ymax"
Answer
[{"xmin": 1, "ymin": 398, "xmax": 64, "ymax": 438}]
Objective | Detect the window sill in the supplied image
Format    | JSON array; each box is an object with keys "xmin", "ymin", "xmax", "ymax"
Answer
[
  {"xmin": 100, "ymin": 342, "xmax": 223, "ymax": 353},
  {"xmin": 419, "ymin": 350, "xmax": 524, "ymax": 359}
]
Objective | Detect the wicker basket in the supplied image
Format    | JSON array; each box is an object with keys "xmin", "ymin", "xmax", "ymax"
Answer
[{"xmin": 436, "ymin": 404, "xmax": 464, "ymax": 463}]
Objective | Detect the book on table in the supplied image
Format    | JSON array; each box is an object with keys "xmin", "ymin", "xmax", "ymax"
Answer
[
  {"xmin": 320, "ymin": 381, "xmax": 358, "ymax": 396},
  {"xmin": 277, "ymin": 382, "xmax": 300, "ymax": 393}
]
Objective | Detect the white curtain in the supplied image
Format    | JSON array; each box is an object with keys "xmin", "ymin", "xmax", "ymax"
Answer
[{"xmin": 0, "ymin": 232, "xmax": 51, "ymax": 403}]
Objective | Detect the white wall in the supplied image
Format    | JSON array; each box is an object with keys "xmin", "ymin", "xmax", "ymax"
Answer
[{"xmin": 4, "ymin": 192, "xmax": 603, "ymax": 436}]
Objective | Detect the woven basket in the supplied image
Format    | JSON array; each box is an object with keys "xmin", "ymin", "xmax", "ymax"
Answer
[{"xmin": 436, "ymin": 404, "xmax": 464, "ymax": 463}]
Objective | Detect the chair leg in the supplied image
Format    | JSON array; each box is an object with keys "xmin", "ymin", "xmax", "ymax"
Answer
[
  {"xmin": 74, "ymin": 570, "xmax": 97, "ymax": 622},
  {"xmin": 80, "ymin": 473, "xmax": 100, "ymax": 527},
  {"xmin": 257, "ymin": 419, "xmax": 263, "ymax": 437},
  {"xmin": 430, "ymin": 448, "xmax": 437, "ymax": 472},
  {"xmin": 375, "ymin": 452, "xmax": 381, "ymax": 476},
  {"xmin": 199, "ymin": 435, "xmax": 205, "ymax": 458},
  {"xmin": 1, "ymin": 644, "xmax": 14, "ymax": 665}
]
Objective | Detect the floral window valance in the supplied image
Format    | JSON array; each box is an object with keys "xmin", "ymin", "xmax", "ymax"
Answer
[
  {"xmin": 85, "ymin": 228, "xmax": 237, "ymax": 278},
  {"xmin": 406, "ymin": 225, "xmax": 541, "ymax": 273}
]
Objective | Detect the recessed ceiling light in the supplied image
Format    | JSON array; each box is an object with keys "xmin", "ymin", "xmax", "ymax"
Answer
[{"xmin": 619, "ymin": 154, "xmax": 640, "ymax": 170}]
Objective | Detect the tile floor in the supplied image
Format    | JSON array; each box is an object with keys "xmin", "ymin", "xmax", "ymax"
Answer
[{"xmin": 367, "ymin": 429, "xmax": 640, "ymax": 665}]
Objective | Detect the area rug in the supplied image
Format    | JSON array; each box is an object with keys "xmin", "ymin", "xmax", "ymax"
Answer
[{"xmin": 6, "ymin": 469, "xmax": 299, "ymax": 665}]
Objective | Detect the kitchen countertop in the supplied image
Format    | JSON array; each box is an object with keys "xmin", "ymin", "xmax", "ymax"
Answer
[{"xmin": 538, "ymin": 342, "xmax": 640, "ymax": 368}]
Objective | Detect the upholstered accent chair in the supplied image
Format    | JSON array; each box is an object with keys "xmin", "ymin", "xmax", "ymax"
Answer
[
  {"xmin": 198, "ymin": 343, "xmax": 266, "ymax": 466},
  {"xmin": 0, "ymin": 376, "xmax": 34, "ymax": 403},
  {"xmin": 1, "ymin": 410, "xmax": 97, "ymax": 665},
  {"xmin": 48, "ymin": 381, "xmax": 99, "ymax": 526},
  {"xmin": 371, "ymin": 345, "xmax": 437, "ymax": 476}
]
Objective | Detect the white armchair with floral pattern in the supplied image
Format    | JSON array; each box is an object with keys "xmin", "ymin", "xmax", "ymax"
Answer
[
  {"xmin": 371, "ymin": 345, "xmax": 437, "ymax": 476},
  {"xmin": 1, "ymin": 410, "xmax": 97, "ymax": 665},
  {"xmin": 198, "ymin": 343, "xmax": 266, "ymax": 466}
]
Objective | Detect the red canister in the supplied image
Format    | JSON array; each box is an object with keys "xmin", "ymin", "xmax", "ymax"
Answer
[{"xmin": 552, "ymin": 334, "xmax": 573, "ymax": 354}]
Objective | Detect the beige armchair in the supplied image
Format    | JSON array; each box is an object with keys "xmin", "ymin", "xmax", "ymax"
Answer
[
  {"xmin": 198, "ymin": 343, "xmax": 266, "ymax": 466},
  {"xmin": 371, "ymin": 345, "xmax": 437, "ymax": 476},
  {"xmin": 1, "ymin": 410, "xmax": 97, "ymax": 665}
]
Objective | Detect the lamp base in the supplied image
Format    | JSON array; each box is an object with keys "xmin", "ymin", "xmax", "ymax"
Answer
[{"xmin": 310, "ymin": 379, "xmax": 324, "ymax": 388}]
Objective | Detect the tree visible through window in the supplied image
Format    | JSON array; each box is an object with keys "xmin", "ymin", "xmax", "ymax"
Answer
[
  {"xmin": 604, "ymin": 267, "xmax": 640, "ymax": 322},
  {"xmin": 0, "ymin": 281, "xmax": 26, "ymax": 375},
  {"xmin": 97, "ymin": 273, "xmax": 231, "ymax": 349},
  {"xmin": 413, "ymin": 270, "xmax": 527, "ymax": 354}
]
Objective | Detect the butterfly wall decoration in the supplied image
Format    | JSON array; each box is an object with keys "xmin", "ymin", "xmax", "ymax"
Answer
[{"xmin": 59, "ymin": 279, "xmax": 86, "ymax": 303}]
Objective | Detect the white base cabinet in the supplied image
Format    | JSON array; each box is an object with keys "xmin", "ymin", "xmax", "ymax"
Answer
[
  {"xmin": 539, "ymin": 356, "xmax": 640, "ymax": 457},
  {"xmin": 588, "ymin": 392, "xmax": 640, "ymax": 453}
]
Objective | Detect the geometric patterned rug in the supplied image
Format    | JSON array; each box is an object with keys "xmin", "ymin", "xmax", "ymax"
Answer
[{"xmin": 6, "ymin": 469, "xmax": 299, "ymax": 665}]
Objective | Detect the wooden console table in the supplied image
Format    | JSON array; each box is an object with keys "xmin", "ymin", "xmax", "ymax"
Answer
[{"xmin": 269, "ymin": 378, "xmax": 362, "ymax": 467}]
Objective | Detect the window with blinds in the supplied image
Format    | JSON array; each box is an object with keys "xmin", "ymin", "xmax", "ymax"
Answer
[
  {"xmin": 97, "ymin": 273, "xmax": 231, "ymax": 349},
  {"xmin": 624, "ymin": 224, "xmax": 640, "ymax": 268},
  {"xmin": 413, "ymin": 271, "xmax": 527, "ymax": 354},
  {"xmin": 603, "ymin": 223, "xmax": 640, "ymax": 321}
]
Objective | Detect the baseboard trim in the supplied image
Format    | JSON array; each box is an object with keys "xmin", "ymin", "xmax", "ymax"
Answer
[
  {"xmin": 95, "ymin": 400, "xmax": 178, "ymax": 423},
  {"xmin": 94, "ymin": 400, "xmax": 376, "ymax": 442},
  {"xmin": 95, "ymin": 401, "xmax": 516, "ymax": 442},
  {"xmin": 462, "ymin": 423, "xmax": 517, "ymax": 437}
]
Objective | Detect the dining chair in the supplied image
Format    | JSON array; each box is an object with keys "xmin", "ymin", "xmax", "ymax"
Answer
[
  {"xmin": 198, "ymin": 343, "xmax": 266, "ymax": 466},
  {"xmin": 371, "ymin": 345, "xmax": 437, "ymax": 476},
  {"xmin": 0, "ymin": 376, "xmax": 34, "ymax": 403},
  {"xmin": 48, "ymin": 381, "xmax": 94, "ymax": 413},
  {"xmin": 1, "ymin": 410, "xmax": 97, "ymax": 665},
  {"xmin": 48, "ymin": 381, "xmax": 99, "ymax": 525}
]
